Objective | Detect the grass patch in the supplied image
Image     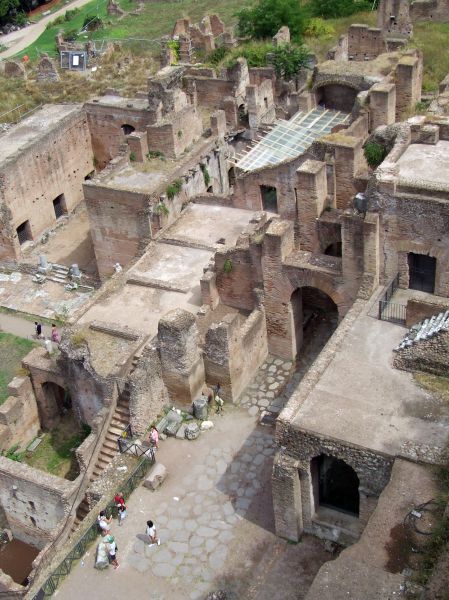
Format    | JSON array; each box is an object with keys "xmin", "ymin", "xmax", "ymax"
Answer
[
  {"xmin": 413, "ymin": 372, "xmax": 449, "ymax": 403},
  {"xmin": 0, "ymin": 332, "xmax": 36, "ymax": 405},
  {"xmin": 409, "ymin": 21, "xmax": 449, "ymax": 92},
  {"xmin": 23, "ymin": 414, "xmax": 91, "ymax": 480}
]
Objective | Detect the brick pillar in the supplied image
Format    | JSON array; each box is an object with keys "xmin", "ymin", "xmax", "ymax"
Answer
[
  {"xmin": 296, "ymin": 160, "xmax": 327, "ymax": 253},
  {"xmin": 334, "ymin": 136, "xmax": 365, "ymax": 209},
  {"xmin": 158, "ymin": 309, "xmax": 205, "ymax": 404},
  {"xmin": 369, "ymin": 83, "xmax": 396, "ymax": 131},
  {"xmin": 127, "ymin": 131, "xmax": 149, "ymax": 162},
  {"xmin": 342, "ymin": 214, "xmax": 364, "ymax": 298},
  {"xmin": 272, "ymin": 451, "xmax": 303, "ymax": 541},
  {"xmin": 395, "ymin": 54, "xmax": 422, "ymax": 120},
  {"xmin": 210, "ymin": 110, "xmax": 226, "ymax": 139}
]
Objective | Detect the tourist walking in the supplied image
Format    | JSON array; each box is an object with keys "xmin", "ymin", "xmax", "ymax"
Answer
[
  {"xmin": 114, "ymin": 492, "xmax": 127, "ymax": 526},
  {"xmin": 51, "ymin": 324, "xmax": 60, "ymax": 343},
  {"xmin": 104, "ymin": 534, "xmax": 119, "ymax": 569},
  {"xmin": 214, "ymin": 383, "xmax": 224, "ymax": 414},
  {"xmin": 34, "ymin": 321, "xmax": 42, "ymax": 339},
  {"xmin": 97, "ymin": 510, "xmax": 112, "ymax": 535},
  {"xmin": 149, "ymin": 426, "xmax": 159, "ymax": 449},
  {"xmin": 146, "ymin": 520, "xmax": 160, "ymax": 546}
]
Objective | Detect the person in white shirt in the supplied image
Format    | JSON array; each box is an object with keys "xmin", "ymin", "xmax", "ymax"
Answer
[
  {"xmin": 146, "ymin": 520, "xmax": 160, "ymax": 547},
  {"xmin": 97, "ymin": 510, "xmax": 112, "ymax": 535}
]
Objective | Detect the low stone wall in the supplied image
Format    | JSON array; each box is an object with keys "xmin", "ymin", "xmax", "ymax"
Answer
[
  {"xmin": 406, "ymin": 297, "xmax": 449, "ymax": 327},
  {"xmin": 393, "ymin": 329, "xmax": 449, "ymax": 377},
  {"xmin": 0, "ymin": 376, "xmax": 39, "ymax": 452}
]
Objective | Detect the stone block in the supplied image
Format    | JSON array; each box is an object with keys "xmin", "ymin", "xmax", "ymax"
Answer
[
  {"xmin": 0, "ymin": 397, "xmax": 22, "ymax": 426},
  {"xmin": 176, "ymin": 424, "xmax": 186, "ymax": 439},
  {"xmin": 193, "ymin": 396, "xmax": 208, "ymax": 420},
  {"xmin": 185, "ymin": 423, "xmax": 200, "ymax": 440},
  {"xmin": 155, "ymin": 416, "xmax": 169, "ymax": 434},
  {"xmin": 165, "ymin": 420, "xmax": 181, "ymax": 437},
  {"xmin": 143, "ymin": 463, "xmax": 167, "ymax": 491}
]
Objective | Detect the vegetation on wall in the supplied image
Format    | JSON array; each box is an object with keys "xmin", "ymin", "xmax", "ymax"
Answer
[
  {"xmin": 155, "ymin": 201, "xmax": 170, "ymax": 216},
  {"xmin": 236, "ymin": 0, "xmax": 309, "ymax": 41},
  {"xmin": 166, "ymin": 179, "xmax": 183, "ymax": 200},
  {"xmin": 223, "ymin": 258, "xmax": 233, "ymax": 274},
  {"xmin": 167, "ymin": 39, "xmax": 180, "ymax": 64},
  {"xmin": 273, "ymin": 43, "xmax": 311, "ymax": 81},
  {"xmin": 201, "ymin": 164, "xmax": 211, "ymax": 188},
  {"xmin": 364, "ymin": 141, "xmax": 388, "ymax": 169}
]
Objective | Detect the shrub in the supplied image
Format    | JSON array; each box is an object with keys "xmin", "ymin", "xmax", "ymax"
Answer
[
  {"xmin": 64, "ymin": 8, "xmax": 80, "ymax": 22},
  {"xmin": 364, "ymin": 141, "xmax": 388, "ymax": 169},
  {"xmin": 166, "ymin": 180, "xmax": 183, "ymax": 200},
  {"xmin": 2, "ymin": 444, "xmax": 23, "ymax": 462},
  {"xmin": 272, "ymin": 43, "xmax": 311, "ymax": 81},
  {"xmin": 147, "ymin": 150, "xmax": 165, "ymax": 159},
  {"xmin": 64, "ymin": 28, "xmax": 79, "ymax": 42},
  {"xmin": 236, "ymin": 0, "xmax": 309, "ymax": 41},
  {"xmin": 225, "ymin": 42, "xmax": 275, "ymax": 69},
  {"xmin": 83, "ymin": 15, "xmax": 103, "ymax": 31},
  {"xmin": 13, "ymin": 11, "xmax": 27, "ymax": 26},
  {"xmin": 309, "ymin": 0, "xmax": 372, "ymax": 19},
  {"xmin": 167, "ymin": 39, "xmax": 180, "ymax": 64},
  {"xmin": 155, "ymin": 202, "xmax": 169, "ymax": 216},
  {"xmin": 304, "ymin": 17, "xmax": 335, "ymax": 39},
  {"xmin": 129, "ymin": 151, "xmax": 136, "ymax": 162},
  {"xmin": 207, "ymin": 46, "xmax": 229, "ymax": 66},
  {"xmin": 223, "ymin": 259, "xmax": 233, "ymax": 274},
  {"xmin": 71, "ymin": 332, "xmax": 86, "ymax": 347},
  {"xmin": 201, "ymin": 164, "xmax": 211, "ymax": 187}
]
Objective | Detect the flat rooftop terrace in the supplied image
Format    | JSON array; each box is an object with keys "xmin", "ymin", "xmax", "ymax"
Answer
[
  {"xmin": 292, "ymin": 301, "xmax": 449, "ymax": 461},
  {"xmin": 397, "ymin": 141, "xmax": 449, "ymax": 190},
  {"xmin": 86, "ymin": 95, "xmax": 148, "ymax": 110},
  {"xmin": 0, "ymin": 104, "xmax": 81, "ymax": 166}
]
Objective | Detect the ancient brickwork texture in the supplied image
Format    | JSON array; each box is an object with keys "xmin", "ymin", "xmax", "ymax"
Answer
[
  {"xmin": 0, "ymin": 376, "xmax": 39, "ymax": 452},
  {"xmin": 147, "ymin": 106, "xmax": 203, "ymax": 158},
  {"xmin": 394, "ymin": 330, "xmax": 449, "ymax": 377},
  {"xmin": 406, "ymin": 298, "xmax": 449, "ymax": 327},
  {"xmin": 348, "ymin": 25, "xmax": 386, "ymax": 61},
  {"xmin": 0, "ymin": 108, "xmax": 92, "ymax": 261},
  {"xmin": 410, "ymin": 0, "xmax": 449, "ymax": 22}
]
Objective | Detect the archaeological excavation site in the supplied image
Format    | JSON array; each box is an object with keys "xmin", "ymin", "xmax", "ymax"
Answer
[{"xmin": 0, "ymin": 0, "xmax": 448, "ymax": 597}]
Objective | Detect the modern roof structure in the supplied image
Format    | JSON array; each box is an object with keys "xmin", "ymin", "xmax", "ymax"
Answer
[{"xmin": 235, "ymin": 107, "xmax": 351, "ymax": 172}]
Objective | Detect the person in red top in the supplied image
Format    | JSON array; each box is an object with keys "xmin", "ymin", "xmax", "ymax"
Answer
[{"xmin": 114, "ymin": 492, "xmax": 127, "ymax": 526}]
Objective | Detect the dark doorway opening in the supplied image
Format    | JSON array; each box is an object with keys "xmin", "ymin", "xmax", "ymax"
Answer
[
  {"xmin": 324, "ymin": 242, "xmax": 342, "ymax": 257},
  {"xmin": 53, "ymin": 194, "xmax": 67, "ymax": 219},
  {"xmin": 228, "ymin": 167, "xmax": 236, "ymax": 188},
  {"xmin": 121, "ymin": 124, "xmax": 135, "ymax": 136},
  {"xmin": 238, "ymin": 104, "xmax": 249, "ymax": 127},
  {"xmin": 408, "ymin": 253, "xmax": 436, "ymax": 293},
  {"xmin": 260, "ymin": 185, "xmax": 278, "ymax": 213},
  {"xmin": 16, "ymin": 220, "xmax": 32, "ymax": 245},
  {"xmin": 316, "ymin": 84, "xmax": 358, "ymax": 112},
  {"xmin": 207, "ymin": 186, "xmax": 213, "ymax": 193},
  {"xmin": 313, "ymin": 454, "xmax": 359, "ymax": 516},
  {"xmin": 84, "ymin": 171, "xmax": 95, "ymax": 181},
  {"xmin": 42, "ymin": 382, "xmax": 71, "ymax": 417}
]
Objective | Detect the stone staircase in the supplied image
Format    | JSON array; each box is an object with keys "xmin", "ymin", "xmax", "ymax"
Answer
[
  {"xmin": 47, "ymin": 263, "xmax": 69, "ymax": 284},
  {"xmin": 395, "ymin": 310, "xmax": 449, "ymax": 351},
  {"xmin": 71, "ymin": 355, "xmax": 140, "ymax": 531}
]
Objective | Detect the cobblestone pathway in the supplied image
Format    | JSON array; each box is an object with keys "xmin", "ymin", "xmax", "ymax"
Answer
[{"xmin": 58, "ymin": 351, "xmax": 331, "ymax": 600}]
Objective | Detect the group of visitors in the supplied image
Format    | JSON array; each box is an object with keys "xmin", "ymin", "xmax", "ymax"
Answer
[
  {"xmin": 96, "ymin": 491, "xmax": 160, "ymax": 571},
  {"xmin": 34, "ymin": 321, "xmax": 60, "ymax": 343}
]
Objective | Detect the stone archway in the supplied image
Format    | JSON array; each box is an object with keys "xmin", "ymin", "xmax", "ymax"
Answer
[
  {"xmin": 315, "ymin": 84, "xmax": 359, "ymax": 112},
  {"xmin": 289, "ymin": 286, "xmax": 339, "ymax": 359},
  {"xmin": 311, "ymin": 454, "xmax": 360, "ymax": 517},
  {"xmin": 39, "ymin": 382, "xmax": 71, "ymax": 428}
]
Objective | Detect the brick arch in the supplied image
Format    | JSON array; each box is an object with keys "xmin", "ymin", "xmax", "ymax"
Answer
[
  {"xmin": 312, "ymin": 78, "xmax": 362, "ymax": 93},
  {"xmin": 285, "ymin": 271, "xmax": 352, "ymax": 320}
]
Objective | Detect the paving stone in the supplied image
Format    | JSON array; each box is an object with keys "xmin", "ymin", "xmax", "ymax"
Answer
[
  {"xmin": 189, "ymin": 591, "xmax": 202, "ymax": 600},
  {"xmin": 268, "ymin": 382, "xmax": 279, "ymax": 390},
  {"xmin": 209, "ymin": 547, "xmax": 228, "ymax": 571},
  {"xmin": 167, "ymin": 518, "xmax": 184, "ymax": 531},
  {"xmin": 185, "ymin": 519, "xmax": 197, "ymax": 532},
  {"xmin": 268, "ymin": 365, "xmax": 276, "ymax": 372},
  {"xmin": 211, "ymin": 520, "xmax": 232, "ymax": 530},
  {"xmin": 151, "ymin": 548, "xmax": 174, "ymax": 564},
  {"xmin": 205, "ymin": 537, "xmax": 218, "ymax": 552},
  {"xmin": 128, "ymin": 554, "xmax": 150, "ymax": 573},
  {"xmin": 223, "ymin": 502, "xmax": 234, "ymax": 516},
  {"xmin": 172, "ymin": 529, "xmax": 190, "ymax": 542},
  {"xmin": 197, "ymin": 477, "xmax": 213, "ymax": 491},
  {"xmin": 197, "ymin": 526, "xmax": 219, "ymax": 538},
  {"xmin": 254, "ymin": 454, "xmax": 265, "ymax": 466},
  {"xmin": 274, "ymin": 359, "xmax": 283, "ymax": 366},
  {"xmin": 258, "ymin": 399, "xmax": 269, "ymax": 408},
  {"xmin": 283, "ymin": 361, "xmax": 293, "ymax": 370},
  {"xmin": 133, "ymin": 540, "xmax": 146, "ymax": 556},
  {"xmin": 152, "ymin": 562, "xmax": 176, "ymax": 578},
  {"xmin": 245, "ymin": 487, "xmax": 256, "ymax": 498},
  {"xmin": 190, "ymin": 535, "xmax": 204, "ymax": 548},
  {"xmin": 236, "ymin": 498, "xmax": 250, "ymax": 511},
  {"xmin": 172, "ymin": 553, "xmax": 185, "ymax": 566},
  {"xmin": 248, "ymin": 406, "xmax": 259, "ymax": 416},
  {"xmin": 221, "ymin": 530, "xmax": 234, "ymax": 543},
  {"xmin": 167, "ymin": 541, "xmax": 189, "ymax": 554},
  {"xmin": 190, "ymin": 546, "xmax": 203, "ymax": 556}
]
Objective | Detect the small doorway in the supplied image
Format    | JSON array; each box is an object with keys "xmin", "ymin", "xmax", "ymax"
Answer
[
  {"xmin": 53, "ymin": 194, "xmax": 67, "ymax": 219},
  {"xmin": 324, "ymin": 242, "xmax": 342, "ymax": 257},
  {"xmin": 408, "ymin": 253, "xmax": 436, "ymax": 293},
  {"xmin": 260, "ymin": 185, "xmax": 278, "ymax": 213},
  {"xmin": 228, "ymin": 167, "xmax": 236, "ymax": 188},
  {"xmin": 313, "ymin": 454, "xmax": 360, "ymax": 516},
  {"xmin": 121, "ymin": 124, "xmax": 135, "ymax": 136},
  {"xmin": 16, "ymin": 220, "xmax": 32, "ymax": 245}
]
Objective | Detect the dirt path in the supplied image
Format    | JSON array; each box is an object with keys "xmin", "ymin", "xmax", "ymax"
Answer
[{"xmin": 0, "ymin": 0, "xmax": 97, "ymax": 59}]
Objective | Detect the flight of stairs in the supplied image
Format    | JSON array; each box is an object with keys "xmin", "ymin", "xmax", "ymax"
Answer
[
  {"xmin": 395, "ymin": 310, "xmax": 449, "ymax": 351},
  {"xmin": 71, "ymin": 356, "xmax": 140, "ymax": 531},
  {"xmin": 47, "ymin": 263, "xmax": 69, "ymax": 284}
]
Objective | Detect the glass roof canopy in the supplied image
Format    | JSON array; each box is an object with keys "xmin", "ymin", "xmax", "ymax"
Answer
[{"xmin": 235, "ymin": 107, "xmax": 351, "ymax": 172}]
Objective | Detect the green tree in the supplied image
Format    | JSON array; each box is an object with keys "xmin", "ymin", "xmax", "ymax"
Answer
[
  {"xmin": 236, "ymin": 0, "xmax": 308, "ymax": 41},
  {"xmin": 0, "ymin": 0, "xmax": 18, "ymax": 23},
  {"xmin": 273, "ymin": 43, "xmax": 310, "ymax": 83},
  {"xmin": 309, "ymin": 0, "xmax": 371, "ymax": 19}
]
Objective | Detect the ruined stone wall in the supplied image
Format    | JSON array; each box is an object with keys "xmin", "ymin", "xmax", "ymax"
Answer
[
  {"xmin": 410, "ymin": 0, "xmax": 449, "ymax": 22},
  {"xmin": 0, "ymin": 376, "xmax": 39, "ymax": 452},
  {"xmin": 395, "ymin": 53, "xmax": 423, "ymax": 120},
  {"xmin": 147, "ymin": 105, "xmax": 203, "ymax": 158},
  {"xmin": 203, "ymin": 308, "xmax": 268, "ymax": 402},
  {"xmin": 0, "ymin": 108, "xmax": 92, "ymax": 261},
  {"xmin": 348, "ymin": 25, "xmax": 386, "ymax": 61},
  {"xmin": 214, "ymin": 244, "xmax": 263, "ymax": 311},
  {"xmin": 85, "ymin": 102, "xmax": 151, "ymax": 169},
  {"xmin": 0, "ymin": 457, "xmax": 77, "ymax": 548},
  {"xmin": 185, "ymin": 77, "xmax": 234, "ymax": 110},
  {"xmin": 393, "ymin": 330, "xmax": 449, "ymax": 376},
  {"xmin": 83, "ymin": 181, "xmax": 152, "ymax": 279},
  {"xmin": 406, "ymin": 298, "xmax": 449, "ymax": 327},
  {"xmin": 377, "ymin": 0, "xmax": 413, "ymax": 36},
  {"xmin": 129, "ymin": 340, "xmax": 169, "ymax": 435},
  {"xmin": 247, "ymin": 79, "xmax": 276, "ymax": 130}
]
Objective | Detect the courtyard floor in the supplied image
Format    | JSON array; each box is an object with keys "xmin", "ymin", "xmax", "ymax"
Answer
[{"xmin": 57, "ymin": 356, "xmax": 332, "ymax": 600}]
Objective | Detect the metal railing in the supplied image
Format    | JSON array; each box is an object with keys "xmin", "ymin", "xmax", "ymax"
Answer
[
  {"xmin": 116, "ymin": 424, "xmax": 155, "ymax": 462},
  {"xmin": 0, "ymin": 103, "xmax": 43, "ymax": 125},
  {"xmin": 378, "ymin": 273, "xmax": 406, "ymax": 325},
  {"xmin": 33, "ymin": 456, "xmax": 154, "ymax": 599}
]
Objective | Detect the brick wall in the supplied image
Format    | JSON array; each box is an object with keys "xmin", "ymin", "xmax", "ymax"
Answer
[
  {"xmin": 0, "ymin": 108, "xmax": 93, "ymax": 261},
  {"xmin": 0, "ymin": 377, "xmax": 39, "ymax": 452},
  {"xmin": 394, "ymin": 329, "xmax": 449, "ymax": 377},
  {"xmin": 348, "ymin": 25, "xmax": 386, "ymax": 61}
]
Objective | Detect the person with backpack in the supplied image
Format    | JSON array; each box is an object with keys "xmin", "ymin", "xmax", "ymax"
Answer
[
  {"xmin": 104, "ymin": 534, "xmax": 119, "ymax": 569},
  {"xmin": 114, "ymin": 492, "xmax": 127, "ymax": 526}
]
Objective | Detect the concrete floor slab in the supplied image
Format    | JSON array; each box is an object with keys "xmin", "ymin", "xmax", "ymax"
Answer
[
  {"xmin": 128, "ymin": 243, "xmax": 212, "ymax": 289},
  {"xmin": 293, "ymin": 310, "xmax": 449, "ymax": 459},
  {"xmin": 396, "ymin": 141, "xmax": 449, "ymax": 188},
  {"xmin": 162, "ymin": 203, "xmax": 254, "ymax": 248},
  {"xmin": 79, "ymin": 282, "xmax": 202, "ymax": 337}
]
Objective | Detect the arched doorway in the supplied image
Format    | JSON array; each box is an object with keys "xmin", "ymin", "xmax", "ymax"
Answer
[
  {"xmin": 315, "ymin": 84, "xmax": 358, "ymax": 112},
  {"xmin": 289, "ymin": 286, "xmax": 338, "ymax": 359},
  {"xmin": 42, "ymin": 382, "xmax": 71, "ymax": 420},
  {"xmin": 121, "ymin": 124, "xmax": 135, "ymax": 136},
  {"xmin": 311, "ymin": 454, "xmax": 360, "ymax": 516}
]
